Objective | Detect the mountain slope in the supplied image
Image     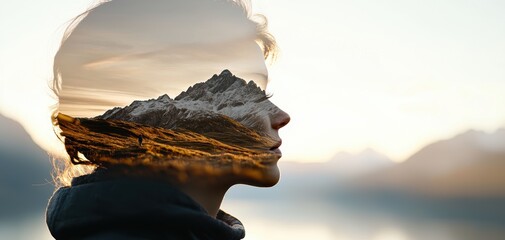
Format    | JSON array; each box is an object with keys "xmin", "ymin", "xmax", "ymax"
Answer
[
  {"xmin": 0, "ymin": 115, "xmax": 53, "ymax": 219},
  {"xmin": 356, "ymin": 129, "xmax": 505, "ymax": 198}
]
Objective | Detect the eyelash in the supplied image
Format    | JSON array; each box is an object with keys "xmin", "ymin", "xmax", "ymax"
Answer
[{"xmin": 254, "ymin": 93, "xmax": 273, "ymax": 103}]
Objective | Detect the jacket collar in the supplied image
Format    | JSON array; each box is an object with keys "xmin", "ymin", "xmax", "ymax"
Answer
[{"xmin": 46, "ymin": 172, "xmax": 245, "ymax": 239}]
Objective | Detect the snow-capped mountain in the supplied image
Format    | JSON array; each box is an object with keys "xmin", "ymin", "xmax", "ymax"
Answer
[{"xmin": 97, "ymin": 70, "xmax": 279, "ymax": 133}]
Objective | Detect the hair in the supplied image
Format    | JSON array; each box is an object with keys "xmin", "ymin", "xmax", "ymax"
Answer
[{"xmin": 50, "ymin": 0, "xmax": 278, "ymax": 187}]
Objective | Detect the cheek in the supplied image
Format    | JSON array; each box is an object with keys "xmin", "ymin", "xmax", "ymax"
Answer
[
  {"xmin": 253, "ymin": 113, "xmax": 272, "ymax": 134},
  {"xmin": 247, "ymin": 102, "xmax": 281, "ymax": 133}
]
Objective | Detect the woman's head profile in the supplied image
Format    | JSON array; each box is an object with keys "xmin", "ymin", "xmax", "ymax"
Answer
[
  {"xmin": 46, "ymin": 1, "xmax": 290, "ymax": 238},
  {"xmin": 51, "ymin": 0, "xmax": 290, "ymax": 188}
]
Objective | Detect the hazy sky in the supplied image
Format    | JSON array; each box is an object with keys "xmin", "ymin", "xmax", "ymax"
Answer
[
  {"xmin": 54, "ymin": 0, "xmax": 268, "ymax": 117},
  {"xmin": 1, "ymin": 0, "xmax": 505, "ymax": 162}
]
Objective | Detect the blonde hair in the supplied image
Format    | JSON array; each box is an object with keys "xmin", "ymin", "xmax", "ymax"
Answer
[{"xmin": 50, "ymin": 0, "xmax": 278, "ymax": 187}]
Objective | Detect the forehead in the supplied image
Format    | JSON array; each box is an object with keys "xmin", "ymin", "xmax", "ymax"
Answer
[{"xmin": 57, "ymin": 0, "xmax": 268, "ymax": 116}]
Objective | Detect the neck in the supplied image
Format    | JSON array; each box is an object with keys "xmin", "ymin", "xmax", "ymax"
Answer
[
  {"xmin": 94, "ymin": 167, "xmax": 232, "ymax": 217},
  {"xmin": 177, "ymin": 180, "xmax": 231, "ymax": 218}
]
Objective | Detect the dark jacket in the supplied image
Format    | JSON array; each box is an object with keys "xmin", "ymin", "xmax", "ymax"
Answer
[{"xmin": 46, "ymin": 172, "xmax": 245, "ymax": 240}]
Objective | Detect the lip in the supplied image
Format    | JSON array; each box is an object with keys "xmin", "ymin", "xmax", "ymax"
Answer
[
  {"xmin": 269, "ymin": 140, "xmax": 282, "ymax": 156},
  {"xmin": 270, "ymin": 148, "xmax": 282, "ymax": 156},
  {"xmin": 269, "ymin": 140, "xmax": 282, "ymax": 150}
]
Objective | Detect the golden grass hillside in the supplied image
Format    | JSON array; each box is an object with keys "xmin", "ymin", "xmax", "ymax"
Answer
[{"xmin": 57, "ymin": 113, "xmax": 279, "ymax": 180}]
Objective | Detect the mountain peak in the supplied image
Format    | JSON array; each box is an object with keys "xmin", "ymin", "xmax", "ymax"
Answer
[
  {"xmin": 175, "ymin": 69, "xmax": 255, "ymax": 101},
  {"xmin": 220, "ymin": 69, "xmax": 232, "ymax": 76},
  {"xmin": 156, "ymin": 93, "xmax": 172, "ymax": 102}
]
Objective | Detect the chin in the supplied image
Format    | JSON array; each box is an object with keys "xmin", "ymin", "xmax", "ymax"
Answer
[{"xmin": 238, "ymin": 163, "xmax": 280, "ymax": 187}]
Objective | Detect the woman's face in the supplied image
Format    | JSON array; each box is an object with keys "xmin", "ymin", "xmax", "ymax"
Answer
[
  {"xmin": 234, "ymin": 96, "xmax": 290, "ymax": 187},
  {"xmin": 57, "ymin": 46, "xmax": 290, "ymax": 188},
  {"xmin": 217, "ymin": 48, "xmax": 290, "ymax": 187}
]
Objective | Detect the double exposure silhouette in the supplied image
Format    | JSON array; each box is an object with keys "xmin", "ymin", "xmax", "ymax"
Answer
[{"xmin": 47, "ymin": 0, "xmax": 289, "ymax": 239}]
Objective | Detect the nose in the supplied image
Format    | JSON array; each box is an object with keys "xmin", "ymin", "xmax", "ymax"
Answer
[{"xmin": 271, "ymin": 110, "xmax": 290, "ymax": 130}]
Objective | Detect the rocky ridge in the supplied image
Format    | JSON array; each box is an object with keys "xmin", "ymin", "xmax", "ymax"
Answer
[{"xmin": 97, "ymin": 69, "xmax": 278, "ymax": 133}]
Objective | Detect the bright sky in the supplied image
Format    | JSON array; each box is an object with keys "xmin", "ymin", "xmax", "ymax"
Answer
[{"xmin": 1, "ymin": 0, "xmax": 505, "ymax": 163}]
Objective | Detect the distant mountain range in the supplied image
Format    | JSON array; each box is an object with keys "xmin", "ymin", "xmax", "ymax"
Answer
[
  {"xmin": 354, "ymin": 129, "xmax": 505, "ymax": 198},
  {"xmin": 0, "ymin": 115, "xmax": 53, "ymax": 219},
  {"xmin": 97, "ymin": 69, "xmax": 277, "ymax": 133}
]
